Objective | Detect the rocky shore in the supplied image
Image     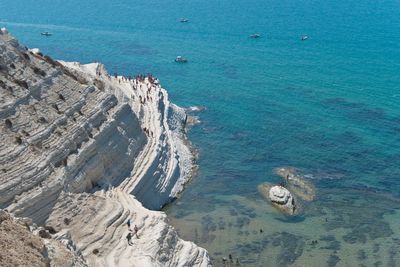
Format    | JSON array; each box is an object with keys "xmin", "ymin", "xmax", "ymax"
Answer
[{"xmin": 0, "ymin": 29, "xmax": 210, "ymax": 266}]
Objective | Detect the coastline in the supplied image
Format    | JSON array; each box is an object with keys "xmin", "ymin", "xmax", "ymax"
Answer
[
  {"xmin": 0, "ymin": 29, "xmax": 210, "ymax": 266},
  {"xmin": 2, "ymin": 0, "xmax": 400, "ymax": 264},
  {"xmin": 61, "ymin": 60, "xmax": 198, "ymax": 210}
]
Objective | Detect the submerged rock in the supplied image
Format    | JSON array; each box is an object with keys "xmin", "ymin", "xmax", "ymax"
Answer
[
  {"xmin": 275, "ymin": 167, "xmax": 316, "ymax": 201},
  {"xmin": 186, "ymin": 106, "xmax": 207, "ymax": 113}
]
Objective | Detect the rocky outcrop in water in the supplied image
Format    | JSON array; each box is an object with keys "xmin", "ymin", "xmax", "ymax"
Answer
[
  {"xmin": 258, "ymin": 184, "xmax": 297, "ymax": 215},
  {"xmin": 0, "ymin": 29, "xmax": 210, "ymax": 266},
  {"xmin": 258, "ymin": 167, "xmax": 316, "ymax": 215},
  {"xmin": 269, "ymin": 186, "xmax": 296, "ymax": 214}
]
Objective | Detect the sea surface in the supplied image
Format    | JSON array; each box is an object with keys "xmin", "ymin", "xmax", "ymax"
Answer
[{"xmin": 2, "ymin": 0, "xmax": 400, "ymax": 266}]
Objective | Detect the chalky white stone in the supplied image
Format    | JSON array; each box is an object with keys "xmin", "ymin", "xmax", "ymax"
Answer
[
  {"xmin": 0, "ymin": 30, "xmax": 210, "ymax": 267},
  {"xmin": 269, "ymin": 186, "xmax": 296, "ymax": 214}
]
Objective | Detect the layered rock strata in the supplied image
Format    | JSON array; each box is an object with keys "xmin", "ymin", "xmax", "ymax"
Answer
[
  {"xmin": 0, "ymin": 28, "xmax": 209, "ymax": 266},
  {"xmin": 47, "ymin": 189, "xmax": 209, "ymax": 267}
]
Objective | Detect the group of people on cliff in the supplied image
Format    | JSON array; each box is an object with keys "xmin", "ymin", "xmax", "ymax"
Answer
[
  {"xmin": 126, "ymin": 219, "xmax": 139, "ymax": 246},
  {"xmin": 143, "ymin": 127, "xmax": 154, "ymax": 137},
  {"xmin": 109, "ymin": 72, "xmax": 159, "ymax": 107},
  {"xmin": 96, "ymin": 71, "xmax": 160, "ymax": 140}
]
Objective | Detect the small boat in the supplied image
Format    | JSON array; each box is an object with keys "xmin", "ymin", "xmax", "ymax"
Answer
[
  {"xmin": 250, "ymin": 33, "xmax": 261, "ymax": 38},
  {"xmin": 180, "ymin": 18, "xmax": 189, "ymax": 23},
  {"xmin": 175, "ymin": 56, "xmax": 188, "ymax": 63},
  {"xmin": 301, "ymin": 35, "xmax": 308, "ymax": 41},
  {"xmin": 41, "ymin": 32, "xmax": 52, "ymax": 36}
]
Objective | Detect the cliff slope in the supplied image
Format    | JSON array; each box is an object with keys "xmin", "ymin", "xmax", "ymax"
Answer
[{"xmin": 0, "ymin": 28, "xmax": 209, "ymax": 266}]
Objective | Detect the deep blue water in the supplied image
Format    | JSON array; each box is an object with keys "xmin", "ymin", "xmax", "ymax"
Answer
[{"xmin": 2, "ymin": 0, "xmax": 400, "ymax": 265}]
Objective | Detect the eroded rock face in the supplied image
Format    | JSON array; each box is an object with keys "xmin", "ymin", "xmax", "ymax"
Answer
[
  {"xmin": 258, "ymin": 184, "xmax": 297, "ymax": 215},
  {"xmin": 0, "ymin": 31, "xmax": 195, "ymax": 216},
  {"xmin": 0, "ymin": 31, "xmax": 210, "ymax": 266},
  {"xmin": 269, "ymin": 186, "xmax": 296, "ymax": 215},
  {"xmin": 46, "ymin": 189, "xmax": 210, "ymax": 267},
  {"xmin": 0, "ymin": 32, "xmax": 147, "ymax": 222}
]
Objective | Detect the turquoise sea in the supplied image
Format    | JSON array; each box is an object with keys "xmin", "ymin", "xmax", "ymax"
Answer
[{"xmin": 2, "ymin": 0, "xmax": 400, "ymax": 265}]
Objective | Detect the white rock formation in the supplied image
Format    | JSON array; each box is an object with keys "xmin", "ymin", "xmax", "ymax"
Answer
[
  {"xmin": 269, "ymin": 186, "xmax": 296, "ymax": 215},
  {"xmin": 0, "ymin": 30, "xmax": 210, "ymax": 266},
  {"xmin": 47, "ymin": 189, "xmax": 209, "ymax": 267}
]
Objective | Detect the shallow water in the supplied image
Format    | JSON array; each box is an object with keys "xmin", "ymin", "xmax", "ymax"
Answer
[{"xmin": 2, "ymin": 0, "xmax": 400, "ymax": 266}]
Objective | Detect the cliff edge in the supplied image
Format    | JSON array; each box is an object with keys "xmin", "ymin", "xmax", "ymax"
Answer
[{"xmin": 0, "ymin": 28, "xmax": 209, "ymax": 267}]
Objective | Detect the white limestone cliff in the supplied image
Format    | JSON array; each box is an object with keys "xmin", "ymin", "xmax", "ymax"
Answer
[{"xmin": 0, "ymin": 29, "xmax": 210, "ymax": 266}]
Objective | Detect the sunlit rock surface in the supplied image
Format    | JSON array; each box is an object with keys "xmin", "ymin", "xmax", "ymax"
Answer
[{"xmin": 0, "ymin": 29, "xmax": 210, "ymax": 266}]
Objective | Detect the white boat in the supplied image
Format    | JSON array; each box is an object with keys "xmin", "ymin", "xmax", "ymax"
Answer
[
  {"xmin": 175, "ymin": 56, "xmax": 188, "ymax": 63},
  {"xmin": 301, "ymin": 35, "xmax": 308, "ymax": 41},
  {"xmin": 250, "ymin": 33, "xmax": 261, "ymax": 38},
  {"xmin": 180, "ymin": 18, "xmax": 189, "ymax": 23},
  {"xmin": 41, "ymin": 32, "xmax": 52, "ymax": 36}
]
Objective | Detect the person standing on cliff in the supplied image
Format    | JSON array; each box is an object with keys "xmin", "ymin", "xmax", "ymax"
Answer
[
  {"xmin": 285, "ymin": 174, "xmax": 290, "ymax": 184},
  {"xmin": 127, "ymin": 219, "xmax": 131, "ymax": 230},
  {"xmin": 134, "ymin": 225, "xmax": 139, "ymax": 238},
  {"xmin": 126, "ymin": 232, "xmax": 133, "ymax": 246}
]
